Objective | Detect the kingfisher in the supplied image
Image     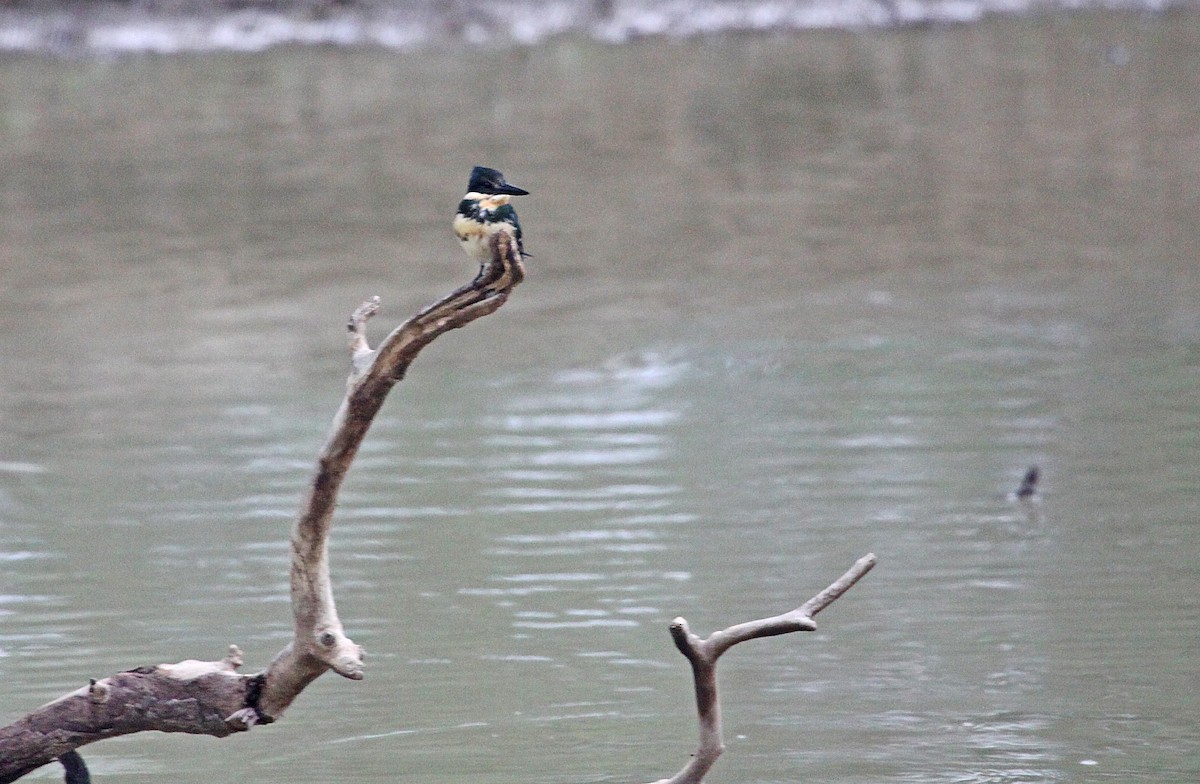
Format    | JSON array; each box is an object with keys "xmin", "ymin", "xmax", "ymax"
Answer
[{"xmin": 453, "ymin": 166, "xmax": 529, "ymax": 263}]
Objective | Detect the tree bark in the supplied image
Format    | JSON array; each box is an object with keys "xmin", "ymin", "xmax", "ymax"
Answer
[
  {"xmin": 646, "ymin": 553, "xmax": 878, "ymax": 784},
  {"xmin": 0, "ymin": 233, "xmax": 525, "ymax": 783},
  {"xmin": 0, "ymin": 231, "xmax": 876, "ymax": 784}
]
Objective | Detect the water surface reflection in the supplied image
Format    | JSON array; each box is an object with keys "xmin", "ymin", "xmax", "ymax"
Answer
[{"xmin": 1, "ymin": 12, "xmax": 1199, "ymax": 784}]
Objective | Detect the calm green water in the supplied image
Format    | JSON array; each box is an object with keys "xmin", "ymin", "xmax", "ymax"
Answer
[{"xmin": 2, "ymin": 11, "xmax": 1199, "ymax": 784}]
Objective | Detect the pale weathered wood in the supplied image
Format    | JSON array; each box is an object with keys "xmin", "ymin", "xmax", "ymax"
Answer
[
  {"xmin": 0, "ymin": 233, "xmax": 525, "ymax": 783},
  {"xmin": 256, "ymin": 233, "xmax": 524, "ymax": 719},
  {"xmin": 0, "ymin": 229, "xmax": 875, "ymax": 784},
  {"xmin": 647, "ymin": 553, "xmax": 878, "ymax": 784}
]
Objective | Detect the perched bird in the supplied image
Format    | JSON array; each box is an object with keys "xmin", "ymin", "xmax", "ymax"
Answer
[{"xmin": 453, "ymin": 166, "xmax": 529, "ymax": 262}]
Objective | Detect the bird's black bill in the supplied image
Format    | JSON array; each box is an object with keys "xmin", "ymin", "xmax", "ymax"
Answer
[{"xmin": 496, "ymin": 182, "xmax": 530, "ymax": 196}]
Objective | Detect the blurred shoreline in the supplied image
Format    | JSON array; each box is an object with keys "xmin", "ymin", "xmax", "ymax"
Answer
[{"xmin": 2, "ymin": 0, "xmax": 1197, "ymax": 57}]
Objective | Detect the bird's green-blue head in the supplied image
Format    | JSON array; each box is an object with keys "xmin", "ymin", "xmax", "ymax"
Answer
[{"xmin": 467, "ymin": 166, "xmax": 529, "ymax": 197}]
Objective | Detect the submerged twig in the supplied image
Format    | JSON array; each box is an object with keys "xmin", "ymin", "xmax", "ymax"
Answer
[
  {"xmin": 1016, "ymin": 466, "xmax": 1039, "ymax": 500},
  {"xmin": 649, "ymin": 553, "xmax": 877, "ymax": 784}
]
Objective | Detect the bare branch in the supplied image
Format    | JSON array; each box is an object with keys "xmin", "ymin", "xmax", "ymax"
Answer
[
  {"xmin": 0, "ymin": 647, "xmax": 252, "ymax": 783},
  {"xmin": 0, "ymin": 233, "xmax": 525, "ymax": 781},
  {"xmin": 257, "ymin": 232, "xmax": 524, "ymax": 719},
  {"xmin": 348, "ymin": 294, "xmax": 382, "ymax": 376},
  {"xmin": 649, "ymin": 552, "xmax": 877, "ymax": 784},
  {"xmin": 0, "ymin": 224, "xmax": 875, "ymax": 784},
  {"xmin": 798, "ymin": 552, "xmax": 878, "ymax": 618}
]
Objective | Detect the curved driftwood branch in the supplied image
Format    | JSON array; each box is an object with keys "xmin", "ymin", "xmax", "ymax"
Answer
[
  {"xmin": 257, "ymin": 233, "xmax": 523, "ymax": 719},
  {"xmin": 0, "ymin": 234, "xmax": 524, "ymax": 783},
  {"xmin": 1, "ymin": 229, "xmax": 874, "ymax": 784},
  {"xmin": 647, "ymin": 552, "xmax": 877, "ymax": 784}
]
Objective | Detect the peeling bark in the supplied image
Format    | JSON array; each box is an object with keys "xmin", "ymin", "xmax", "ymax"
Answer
[
  {"xmin": 0, "ymin": 233, "xmax": 525, "ymax": 782},
  {"xmin": 0, "ymin": 648, "xmax": 251, "ymax": 783}
]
